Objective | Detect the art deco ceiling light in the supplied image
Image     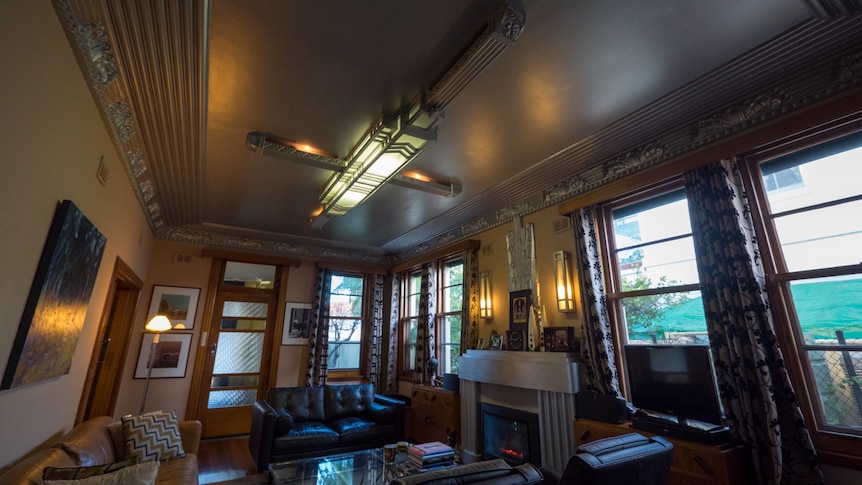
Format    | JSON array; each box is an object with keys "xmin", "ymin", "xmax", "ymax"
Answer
[{"xmin": 247, "ymin": 0, "xmax": 526, "ymax": 228}]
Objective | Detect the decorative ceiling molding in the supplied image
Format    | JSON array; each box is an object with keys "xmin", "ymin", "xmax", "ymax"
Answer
[
  {"xmin": 801, "ymin": 0, "xmax": 862, "ymax": 18},
  {"xmin": 52, "ymin": 0, "xmax": 862, "ymax": 265}
]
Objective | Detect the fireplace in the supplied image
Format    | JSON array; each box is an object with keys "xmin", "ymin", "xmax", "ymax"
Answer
[{"xmin": 481, "ymin": 403, "xmax": 541, "ymax": 468}]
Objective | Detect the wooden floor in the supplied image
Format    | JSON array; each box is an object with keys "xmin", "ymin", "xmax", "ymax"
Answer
[{"xmin": 198, "ymin": 435, "xmax": 260, "ymax": 484}]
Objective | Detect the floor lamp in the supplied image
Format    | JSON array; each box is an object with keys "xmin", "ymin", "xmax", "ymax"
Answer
[{"xmin": 139, "ymin": 315, "xmax": 172, "ymax": 415}]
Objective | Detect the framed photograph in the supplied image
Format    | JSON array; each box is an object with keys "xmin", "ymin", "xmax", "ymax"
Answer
[
  {"xmin": 134, "ymin": 333, "xmax": 192, "ymax": 378},
  {"xmin": 544, "ymin": 326, "xmax": 576, "ymax": 352},
  {"xmin": 489, "ymin": 334, "xmax": 504, "ymax": 350},
  {"xmin": 506, "ymin": 329, "xmax": 525, "ymax": 351},
  {"xmin": 148, "ymin": 285, "xmax": 200, "ymax": 330},
  {"xmin": 509, "ymin": 290, "xmax": 532, "ymax": 333},
  {"xmin": 282, "ymin": 302, "xmax": 312, "ymax": 345},
  {"xmin": 2, "ymin": 200, "xmax": 106, "ymax": 390},
  {"xmin": 477, "ymin": 338, "xmax": 486, "ymax": 350}
]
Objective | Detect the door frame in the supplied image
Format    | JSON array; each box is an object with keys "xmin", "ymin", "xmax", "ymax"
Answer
[
  {"xmin": 185, "ymin": 254, "xmax": 297, "ymax": 436},
  {"xmin": 76, "ymin": 257, "xmax": 142, "ymax": 425}
]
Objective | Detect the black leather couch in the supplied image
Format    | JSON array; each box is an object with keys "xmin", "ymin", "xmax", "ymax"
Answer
[
  {"xmin": 249, "ymin": 384, "xmax": 405, "ymax": 472},
  {"xmin": 390, "ymin": 459, "xmax": 544, "ymax": 485}
]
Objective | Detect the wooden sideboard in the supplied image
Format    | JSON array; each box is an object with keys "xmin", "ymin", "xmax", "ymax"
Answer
[
  {"xmin": 408, "ymin": 385, "xmax": 460, "ymax": 445},
  {"xmin": 573, "ymin": 418, "xmax": 754, "ymax": 485}
]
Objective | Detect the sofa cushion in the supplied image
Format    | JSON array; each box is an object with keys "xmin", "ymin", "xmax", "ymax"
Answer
[
  {"xmin": 43, "ymin": 457, "xmax": 140, "ymax": 480},
  {"xmin": 324, "ymin": 384, "xmax": 374, "ymax": 420},
  {"xmin": 43, "ymin": 460, "xmax": 159, "ymax": 485},
  {"xmin": 272, "ymin": 422, "xmax": 339, "ymax": 454},
  {"xmin": 268, "ymin": 386, "xmax": 325, "ymax": 422},
  {"xmin": 122, "ymin": 411, "xmax": 185, "ymax": 462},
  {"xmin": 58, "ymin": 416, "xmax": 116, "ymax": 466},
  {"xmin": 328, "ymin": 417, "xmax": 396, "ymax": 446}
]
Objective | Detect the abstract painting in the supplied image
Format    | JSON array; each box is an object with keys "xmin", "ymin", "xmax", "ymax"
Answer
[{"xmin": 2, "ymin": 200, "xmax": 107, "ymax": 389}]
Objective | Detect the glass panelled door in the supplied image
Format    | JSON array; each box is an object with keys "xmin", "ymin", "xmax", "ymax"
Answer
[{"xmin": 199, "ymin": 293, "xmax": 274, "ymax": 437}]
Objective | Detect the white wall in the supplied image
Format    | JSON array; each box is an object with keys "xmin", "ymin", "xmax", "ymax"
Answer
[{"xmin": 0, "ymin": 0, "xmax": 153, "ymax": 469}]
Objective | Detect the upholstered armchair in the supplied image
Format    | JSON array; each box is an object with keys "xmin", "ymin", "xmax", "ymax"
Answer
[{"xmin": 558, "ymin": 432, "xmax": 673, "ymax": 485}]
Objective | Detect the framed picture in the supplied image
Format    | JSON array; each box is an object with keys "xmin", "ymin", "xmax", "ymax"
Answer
[
  {"xmin": 544, "ymin": 326, "xmax": 576, "ymax": 352},
  {"xmin": 147, "ymin": 285, "xmax": 200, "ymax": 329},
  {"xmin": 282, "ymin": 302, "xmax": 312, "ymax": 345},
  {"xmin": 506, "ymin": 329, "xmax": 525, "ymax": 351},
  {"xmin": 489, "ymin": 334, "xmax": 504, "ymax": 350},
  {"xmin": 134, "ymin": 333, "xmax": 192, "ymax": 378},
  {"xmin": 2, "ymin": 200, "xmax": 106, "ymax": 390},
  {"xmin": 477, "ymin": 338, "xmax": 486, "ymax": 350},
  {"xmin": 509, "ymin": 290, "xmax": 531, "ymax": 333}
]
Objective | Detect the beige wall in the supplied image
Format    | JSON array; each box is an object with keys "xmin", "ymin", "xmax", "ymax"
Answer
[
  {"xmin": 474, "ymin": 207, "xmax": 582, "ymax": 342},
  {"xmin": 0, "ymin": 0, "xmax": 154, "ymax": 469}
]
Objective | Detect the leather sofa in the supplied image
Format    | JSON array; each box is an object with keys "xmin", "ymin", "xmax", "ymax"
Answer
[
  {"xmin": 0, "ymin": 415, "xmax": 201, "ymax": 485},
  {"xmin": 558, "ymin": 432, "xmax": 673, "ymax": 485},
  {"xmin": 249, "ymin": 383, "xmax": 405, "ymax": 472},
  {"xmin": 390, "ymin": 459, "xmax": 544, "ymax": 485}
]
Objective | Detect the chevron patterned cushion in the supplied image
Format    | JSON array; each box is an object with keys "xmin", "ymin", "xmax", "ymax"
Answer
[{"xmin": 122, "ymin": 410, "xmax": 185, "ymax": 462}]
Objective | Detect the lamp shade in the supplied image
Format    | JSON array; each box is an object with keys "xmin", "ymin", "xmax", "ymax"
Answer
[
  {"xmin": 145, "ymin": 315, "xmax": 172, "ymax": 333},
  {"xmin": 479, "ymin": 271, "xmax": 493, "ymax": 319},
  {"xmin": 554, "ymin": 251, "xmax": 576, "ymax": 312}
]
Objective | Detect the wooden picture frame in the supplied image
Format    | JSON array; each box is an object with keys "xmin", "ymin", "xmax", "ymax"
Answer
[
  {"xmin": 2, "ymin": 200, "xmax": 106, "ymax": 390},
  {"xmin": 282, "ymin": 302, "xmax": 312, "ymax": 345},
  {"xmin": 544, "ymin": 326, "xmax": 576, "ymax": 352},
  {"xmin": 477, "ymin": 338, "xmax": 486, "ymax": 350},
  {"xmin": 147, "ymin": 285, "xmax": 200, "ymax": 330},
  {"xmin": 509, "ymin": 289, "xmax": 531, "ymax": 332},
  {"xmin": 134, "ymin": 333, "xmax": 192, "ymax": 378}
]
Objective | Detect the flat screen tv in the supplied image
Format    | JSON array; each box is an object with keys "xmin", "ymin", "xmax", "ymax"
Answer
[{"xmin": 624, "ymin": 344, "xmax": 723, "ymax": 426}]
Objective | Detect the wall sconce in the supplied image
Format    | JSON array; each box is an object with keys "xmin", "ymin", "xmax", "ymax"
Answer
[
  {"xmin": 139, "ymin": 315, "xmax": 173, "ymax": 415},
  {"xmin": 479, "ymin": 271, "xmax": 493, "ymax": 319},
  {"xmin": 553, "ymin": 251, "xmax": 576, "ymax": 312}
]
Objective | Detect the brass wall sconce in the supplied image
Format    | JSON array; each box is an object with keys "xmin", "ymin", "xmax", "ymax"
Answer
[
  {"xmin": 479, "ymin": 271, "xmax": 493, "ymax": 319},
  {"xmin": 553, "ymin": 250, "xmax": 575, "ymax": 312}
]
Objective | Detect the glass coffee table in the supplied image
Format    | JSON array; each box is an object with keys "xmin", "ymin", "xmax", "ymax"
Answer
[{"xmin": 268, "ymin": 448, "xmax": 413, "ymax": 484}]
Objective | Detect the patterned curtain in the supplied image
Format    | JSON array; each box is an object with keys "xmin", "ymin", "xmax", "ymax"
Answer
[
  {"xmin": 305, "ymin": 267, "xmax": 332, "ymax": 386},
  {"xmin": 414, "ymin": 262, "xmax": 436, "ymax": 385},
  {"xmin": 572, "ymin": 208, "xmax": 624, "ymax": 397},
  {"xmin": 684, "ymin": 159, "xmax": 822, "ymax": 485},
  {"xmin": 384, "ymin": 273, "xmax": 402, "ymax": 394},
  {"xmin": 366, "ymin": 273, "xmax": 392, "ymax": 392},
  {"xmin": 461, "ymin": 247, "xmax": 480, "ymax": 352}
]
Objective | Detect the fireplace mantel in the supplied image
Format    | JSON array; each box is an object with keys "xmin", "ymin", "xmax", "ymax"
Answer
[
  {"xmin": 459, "ymin": 350, "xmax": 580, "ymax": 393},
  {"xmin": 458, "ymin": 349, "xmax": 581, "ymax": 474}
]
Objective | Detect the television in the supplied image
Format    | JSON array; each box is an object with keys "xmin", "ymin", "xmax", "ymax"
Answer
[{"xmin": 624, "ymin": 344, "xmax": 724, "ymax": 426}]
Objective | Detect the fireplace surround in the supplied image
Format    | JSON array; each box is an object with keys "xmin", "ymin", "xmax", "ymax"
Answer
[{"xmin": 459, "ymin": 350, "xmax": 580, "ymax": 475}]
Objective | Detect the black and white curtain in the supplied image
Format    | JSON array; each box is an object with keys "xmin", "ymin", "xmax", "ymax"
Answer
[
  {"xmin": 305, "ymin": 267, "xmax": 332, "ymax": 387},
  {"xmin": 366, "ymin": 273, "xmax": 391, "ymax": 393},
  {"xmin": 572, "ymin": 207, "xmax": 625, "ymax": 398},
  {"xmin": 460, "ymin": 247, "xmax": 480, "ymax": 354},
  {"xmin": 684, "ymin": 159, "xmax": 822, "ymax": 484},
  {"xmin": 413, "ymin": 262, "xmax": 436, "ymax": 385}
]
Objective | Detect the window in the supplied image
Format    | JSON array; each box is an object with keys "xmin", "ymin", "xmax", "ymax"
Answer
[
  {"xmin": 398, "ymin": 257, "xmax": 465, "ymax": 377},
  {"xmin": 326, "ymin": 272, "xmax": 365, "ymax": 371},
  {"xmin": 402, "ymin": 271, "xmax": 422, "ymax": 373},
  {"xmin": 752, "ymin": 133, "xmax": 862, "ymax": 435},
  {"xmin": 602, "ymin": 184, "xmax": 706, "ymax": 345},
  {"xmin": 438, "ymin": 259, "xmax": 464, "ymax": 374}
]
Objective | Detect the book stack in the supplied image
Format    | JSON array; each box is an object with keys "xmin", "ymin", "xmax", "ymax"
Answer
[{"xmin": 407, "ymin": 441, "xmax": 456, "ymax": 471}]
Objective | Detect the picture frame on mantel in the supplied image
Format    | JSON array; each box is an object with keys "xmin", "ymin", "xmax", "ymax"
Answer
[
  {"xmin": 489, "ymin": 334, "xmax": 504, "ymax": 350},
  {"xmin": 509, "ymin": 289, "xmax": 531, "ymax": 333}
]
